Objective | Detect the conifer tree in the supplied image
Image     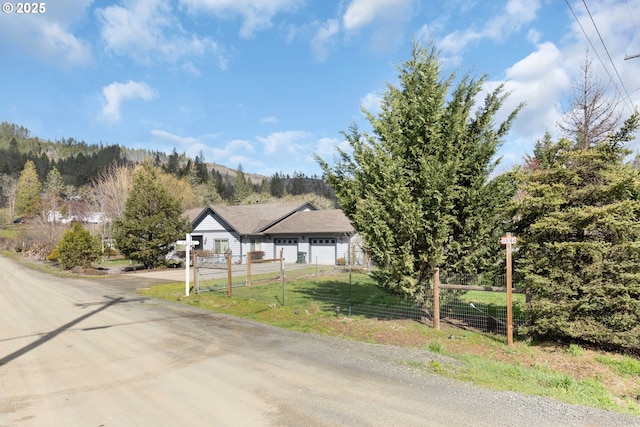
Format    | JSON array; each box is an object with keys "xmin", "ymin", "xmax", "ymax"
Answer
[
  {"xmin": 43, "ymin": 166, "xmax": 65, "ymax": 221},
  {"xmin": 270, "ymin": 172, "xmax": 285, "ymax": 198},
  {"xmin": 513, "ymin": 112, "xmax": 640, "ymax": 352},
  {"xmin": 15, "ymin": 160, "xmax": 42, "ymax": 218},
  {"xmin": 317, "ymin": 42, "xmax": 521, "ymax": 298},
  {"xmin": 113, "ymin": 164, "xmax": 190, "ymax": 268},
  {"xmin": 231, "ymin": 164, "xmax": 253, "ymax": 205}
]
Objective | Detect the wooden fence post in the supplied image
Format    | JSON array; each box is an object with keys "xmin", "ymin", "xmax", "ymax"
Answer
[
  {"xmin": 506, "ymin": 234, "xmax": 514, "ymax": 346},
  {"xmin": 433, "ymin": 268, "xmax": 440, "ymax": 330}
]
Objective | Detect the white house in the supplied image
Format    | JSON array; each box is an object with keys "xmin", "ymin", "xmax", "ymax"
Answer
[{"xmin": 185, "ymin": 201, "xmax": 357, "ymax": 265}]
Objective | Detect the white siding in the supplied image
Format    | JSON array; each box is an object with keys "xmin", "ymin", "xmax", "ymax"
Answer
[
  {"xmin": 336, "ymin": 241, "xmax": 350, "ymax": 261},
  {"xmin": 194, "ymin": 214, "xmax": 227, "ymax": 232}
]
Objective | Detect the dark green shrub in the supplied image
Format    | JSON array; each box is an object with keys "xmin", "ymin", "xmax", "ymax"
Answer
[
  {"xmin": 57, "ymin": 222, "xmax": 101, "ymax": 269},
  {"xmin": 47, "ymin": 247, "xmax": 60, "ymax": 262}
]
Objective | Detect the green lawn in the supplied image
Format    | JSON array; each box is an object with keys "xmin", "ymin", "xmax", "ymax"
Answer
[{"xmin": 140, "ymin": 271, "xmax": 640, "ymax": 416}]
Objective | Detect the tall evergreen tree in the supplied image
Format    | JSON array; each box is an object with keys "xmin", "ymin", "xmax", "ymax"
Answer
[
  {"xmin": 259, "ymin": 178, "xmax": 269, "ymax": 194},
  {"xmin": 270, "ymin": 172, "xmax": 285, "ymax": 198},
  {"xmin": 43, "ymin": 166, "xmax": 66, "ymax": 222},
  {"xmin": 289, "ymin": 171, "xmax": 306, "ymax": 195},
  {"xmin": 231, "ymin": 164, "xmax": 253, "ymax": 205},
  {"xmin": 164, "ymin": 148, "xmax": 180, "ymax": 175},
  {"xmin": 513, "ymin": 113, "xmax": 640, "ymax": 353},
  {"xmin": 317, "ymin": 42, "xmax": 521, "ymax": 298},
  {"xmin": 15, "ymin": 160, "xmax": 42, "ymax": 218},
  {"xmin": 195, "ymin": 150, "xmax": 209, "ymax": 183},
  {"xmin": 113, "ymin": 164, "xmax": 190, "ymax": 268}
]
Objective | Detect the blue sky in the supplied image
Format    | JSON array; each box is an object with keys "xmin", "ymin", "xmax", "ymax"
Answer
[{"xmin": 1, "ymin": 0, "xmax": 639, "ymax": 177}]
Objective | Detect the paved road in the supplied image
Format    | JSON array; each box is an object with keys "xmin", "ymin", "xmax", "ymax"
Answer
[{"xmin": 1, "ymin": 256, "xmax": 638, "ymax": 427}]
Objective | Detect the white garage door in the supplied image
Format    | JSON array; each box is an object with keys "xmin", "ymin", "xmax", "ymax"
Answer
[
  {"xmin": 274, "ymin": 238, "xmax": 298, "ymax": 263},
  {"xmin": 310, "ymin": 238, "xmax": 336, "ymax": 265}
]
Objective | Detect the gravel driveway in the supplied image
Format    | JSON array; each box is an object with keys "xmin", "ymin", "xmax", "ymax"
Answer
[{"xmin": 1, "ymin": 255, "xmax": 638, "ymax": 426}]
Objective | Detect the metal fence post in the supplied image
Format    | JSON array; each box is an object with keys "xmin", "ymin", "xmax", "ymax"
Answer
[{"xmin": 433, "ymin": 268, "xmax": 440, "ymax": 330}]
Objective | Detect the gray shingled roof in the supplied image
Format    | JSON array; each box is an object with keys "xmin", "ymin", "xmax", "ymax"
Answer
[
  {"xmin": 263, "ymin": 209, "xmax": 354, "ymax": 234},
  {"xmin": 189, "ymin": 201, "xmax": 316, "ymax": 235}
]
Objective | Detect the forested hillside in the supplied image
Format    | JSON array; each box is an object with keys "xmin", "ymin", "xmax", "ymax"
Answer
[{"xmin": 0, "ymin": 121, "xmax": 334, "ymax": 207}]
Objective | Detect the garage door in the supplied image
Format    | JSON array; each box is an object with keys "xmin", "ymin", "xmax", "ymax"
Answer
[
  {"xmin": 274, "ymin": 238, "xmax": 298, "ymax": 263},
  {"xmin": 310, "ymin": 238, "xmax": 336, "ymax": 265}
]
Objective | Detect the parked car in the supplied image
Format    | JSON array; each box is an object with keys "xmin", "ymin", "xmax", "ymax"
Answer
[{"xmin": 12, "ymin": 217, "xmax": 24, "ymax": 224}]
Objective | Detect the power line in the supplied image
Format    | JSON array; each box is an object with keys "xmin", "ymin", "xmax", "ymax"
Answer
[
  {"xmin": 581, "ymin": 0, "xmax": 635, "ymax": 112},
  {"xmin": 624, "ymin": 0, "xmax": 640, "ymax": 50},
  {"xmin": 564, "ymin": 0, "xmax": 635, "ymax": 113}
]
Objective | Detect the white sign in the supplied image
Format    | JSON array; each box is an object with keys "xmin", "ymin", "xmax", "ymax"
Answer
[
  {"xmin": 500, "ymin": 236, "xmax": 517, "ymax": 245},
  {"xmin": 177, "ymin": 240, "xmax": 198, "ymax": 246}
]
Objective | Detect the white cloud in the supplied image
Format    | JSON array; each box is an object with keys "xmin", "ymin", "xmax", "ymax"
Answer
[
  {"xmin": 342, "ymin": 0, "xmax": 412, "ymax": 31},
  {"xmin": 0, "ymin": 1, "xmax": 92, "ymax": 67},
  {"xmin": 479, "ymin": 41, "xmax": 570, "ymax": 164},
  {"xmin": 210, "ymin": 138, "xmax": 255, "ymax": 160},
  {"xmin": 97, "ymin": 0, "xmax": 226, "ymax": 68},
  {"xmin": 178, "ymin": 0, "xmax": 301, "ymax": 38},
  {"xmin": 101, "ymin": 81, "xmax": 157, "ymax": 122},
  {"xmin": 342, "ymin": 0, "xmax": 413, "ymax": 52},
  {"xmin": 315, "ymin": 137, "xmax": 350, "ymax": 157},
  {"xmin": 150, "ymin": 129, "xmax": 199, "ymax": 146},
  {"xmin": 261, "ymin": 116, "xmax": 279, "ymax": 124},
  {"xmin": 310, "ymin": 19, "xmax": 340, "ymax": 62},
  {"xmin": 360, "ymin": 91, "xmax": 383, "ymax": 115},
  {"xmin": 227, "ymin": 139, "xmax": 255, "ymax": 152},
  {"xmin": 40, "ymin": 23, "xmax": 92, "ymax": 66},
  {"xmin": 182, "ymin": 62, "xmax": 202, "ymax": 76},
  {"xmin": 440, "ymin": 0, "xmax": 541, "ymax": 54},
  {"xmin": 256, "ymin": 130, "xmax": 311, "ymax": 154}
]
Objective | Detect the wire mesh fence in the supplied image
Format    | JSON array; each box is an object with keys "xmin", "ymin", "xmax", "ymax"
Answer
[
  {"xmin": 438, "ymin": 272, "xmax": 526, "ymax": 336},
  {"xmin": 193, "ymin": 265, "xmax": 526, "ymax": 338},
  {"xmin": 194, "ymin": 254, "xmax": 244, "ymax": 293}
]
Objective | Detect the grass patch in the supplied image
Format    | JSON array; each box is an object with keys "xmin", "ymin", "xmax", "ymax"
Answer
[
  {"xmin": 0, "ymin": 228, "xmax": 19, "ymax": 239},
  {"xmin": 427, "ymin": 342, "xmax": 446, "ymax": 354},
  {"xmin": 100, "ymin": 257, "xmax": 132, "ymax": 268},
  {"xmin": 564, "ymin": 344, "xmax": 586, "ymax": 356},
  {"xmin": 596, "ymin": 355, "xmax": 640, "ymax": 378},
  {"xmin": 140, "ymin": 271, "xmax": 640, "ymax": 416}
]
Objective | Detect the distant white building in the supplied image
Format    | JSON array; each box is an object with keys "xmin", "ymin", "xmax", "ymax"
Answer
[{"xmin": 46, "ymin": 210, "xmax": 107, "ymax": 224}]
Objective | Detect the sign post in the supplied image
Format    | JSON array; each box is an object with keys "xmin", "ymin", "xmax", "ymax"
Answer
[
  {"xmin": 177, "ymin": 234, "xmax": 198, "ymax": 297},
  {"xmin": 500, "ymin": 232, "xmax": 517, "ymax": 346}
]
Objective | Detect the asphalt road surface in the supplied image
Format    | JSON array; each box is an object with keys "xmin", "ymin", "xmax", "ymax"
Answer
[{"xmin": 1, "ymin": 256, "xmax": 638, "ymax": 427}]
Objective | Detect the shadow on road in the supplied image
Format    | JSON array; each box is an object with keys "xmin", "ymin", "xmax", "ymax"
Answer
[{"xmin": 0, "ymin": 296, "xmax": 144, "ymax": 367}]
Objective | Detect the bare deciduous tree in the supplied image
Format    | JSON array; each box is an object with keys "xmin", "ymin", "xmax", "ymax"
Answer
[
  {"xmin": 558, "ymin": 54, "xmax": 622, "ymax": 150},
  {"xmin": 92, "ymin": 164, "xmax": 131, "ymax": 220},
  {"xmin": 91, "ymin": 164, "xmax": 132, "ymax": 252},
  {"xmin": 0, "ymin": 174, "xmax": 17, "ymax": 223}
]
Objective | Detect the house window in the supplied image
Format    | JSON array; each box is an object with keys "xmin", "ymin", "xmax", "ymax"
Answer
[
  {"xmin": 311, "ymin": 238, "xmax": 336, "ymax": 244},
  {"xmin": 275, "ymin": 239, "xmax": 298, "ymax": 244},
  {"xmin": 250, "ymin": 238, "xmax": 261, "ymax": 251},
  {"xmin": 214, "ymin": 239, "xmax": 229, "ymax": 253}
]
